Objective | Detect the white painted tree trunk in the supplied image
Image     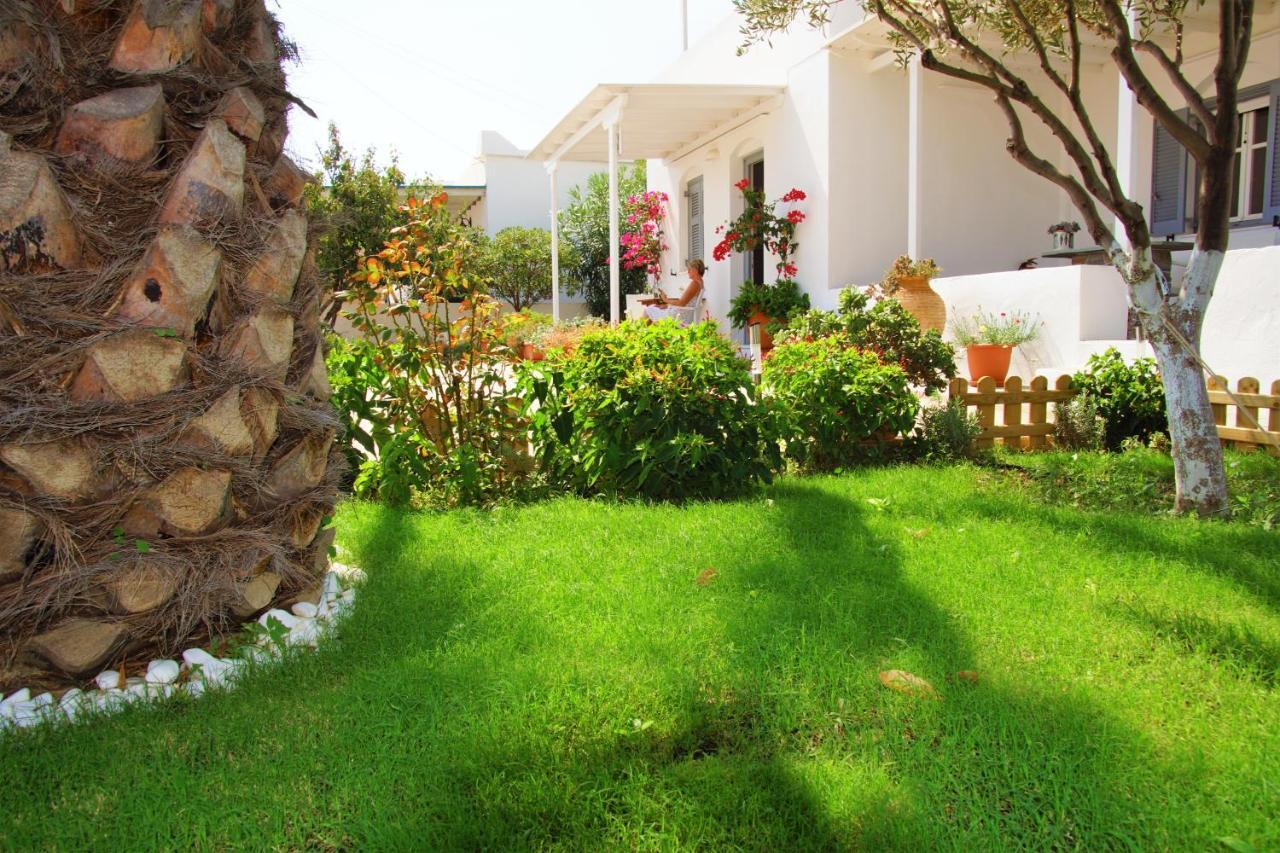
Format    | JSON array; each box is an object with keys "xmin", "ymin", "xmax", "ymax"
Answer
[{"xmin": 1126, "ymin": 249, "xmax": 1229, "ymax": 516}]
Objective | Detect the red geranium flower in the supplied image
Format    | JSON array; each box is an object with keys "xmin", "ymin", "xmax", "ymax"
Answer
[{"xmin": 734, "ymin": 178, "xmax": 750, "ymax": 191}]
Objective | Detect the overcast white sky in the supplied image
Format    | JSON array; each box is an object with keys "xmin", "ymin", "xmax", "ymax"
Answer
[{"xmin": 275, "ymin": 0, "xmax": 737, "ymax": 182}]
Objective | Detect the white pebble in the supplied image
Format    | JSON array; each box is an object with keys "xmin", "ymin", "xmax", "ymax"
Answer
[
  {"xmin": 287, "ymin": 620, "xmax": 321, "ymax": 648},
  {"xmin": 291, "ymin": 601, "xmax": 318, "ymax": 619},
  {"xmin": 145, "ymin": 659, "xmax": 180, "ymax": 685},
  {"xmin": 322, "ymin": 572, "xmax": 341, "ymax": 598},
  {"xmin": 1, "ymin": 688, "xmax": 31, "ymax": 709},
  {"xmin": 95, "ymin": 670, "xmax": 122, "ymax": 691},
  {"xmin": 259, "ymin": 608, "xmax": 299, "ymax": 630},
  {"xmin": 182, "ymin": 648, "xmax": 218, "ymax": 669}
]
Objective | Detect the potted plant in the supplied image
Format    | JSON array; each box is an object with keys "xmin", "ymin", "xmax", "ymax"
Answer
[
  {"xmin": 871, "ymin": 255, "xmax": 944, "ymax": 332},
  {"xmin": 951, "ymin": 308, "xmax": 1040, "ymax": 384},
  {"xmin": 728, "ymin": 278, "xmax": 811, "ymax": 352},
  {"xmin": 713, "ymin": 184, "xmax": 808, "ymax": 352},
  {"xmin": 502, "ymin": 310, "xmax": 552, "ymax": 361},
  {"xmin": 1048, "ymin": 220, "xmax": 1081, "ymax": 250}
]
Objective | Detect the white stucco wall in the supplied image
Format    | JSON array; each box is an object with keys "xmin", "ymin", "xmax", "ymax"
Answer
[
  {"xmin": 481, "ymin": 155, "xmax": 599, "ymax": 236},
  {"xmin": 1200, "ymin": 246, "xmax": 1280, "ymax": 382}
]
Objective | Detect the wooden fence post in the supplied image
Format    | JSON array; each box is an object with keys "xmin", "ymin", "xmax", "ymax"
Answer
[
  {"xmin": 1028, "ymin": 375, "xmax": 1048, "ymax": 449},
  {"xmin": 974, "ymin": 376, "xmax": 996, "ymax": 450},
  {"xmin": 1051, "ymin": 375, "xmax": 1073, "ymax": 444},
  {"xmin": 1272, "ymin": 380, "xmax": 1280, "ymax": 435},
  {"xmin": 1235, "ymin": 377, "xmax": 1260, "ymax": 452},
  {"xmin": 1208, "ymin": 375, "xmax": 1228, "ymax": 449},
  {"xmin": 1003, "ymin": 375, "xmax": 1023, "ymax": 449}
]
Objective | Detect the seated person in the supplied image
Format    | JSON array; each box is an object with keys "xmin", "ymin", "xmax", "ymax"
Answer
[{"xmin": 641, "ymin": 259, "xmax": 705, "ymax": 323}]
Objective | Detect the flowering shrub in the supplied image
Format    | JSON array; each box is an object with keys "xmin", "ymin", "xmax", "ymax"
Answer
[
  {"xmin": 763, "ymin": 335, "xmax": 918, "ymax": 471},
  {"xmin": 619, "ymin": 190, "xmax": 669, "ymax": 283},
  {"xmin": 712, "ymin": 183, "xmax": 806, "ymax": 278},
  {"xmin": 341, "ymin": 192, "xmax": 531, "ymax": 507},
  {"xmin": 778, "ymin": 288, "xmax": 955, "ymax": 392},
  {"xmin": 951, "ymin": 308, "xmax": 1040, "ymax": 346},
  {"xmin": 518, "ymin": 321, "xmax": 780, "ymax": 500}
]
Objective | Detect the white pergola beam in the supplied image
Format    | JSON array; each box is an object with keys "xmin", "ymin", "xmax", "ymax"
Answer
[{"xmin": 665, "ymin": 95, "xmax": 783, "ymax": 163}]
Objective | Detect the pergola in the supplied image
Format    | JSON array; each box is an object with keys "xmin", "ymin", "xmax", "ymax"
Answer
[{"xmin": 527, "ymin": 83, "xmax": 785, "ymax": 323}]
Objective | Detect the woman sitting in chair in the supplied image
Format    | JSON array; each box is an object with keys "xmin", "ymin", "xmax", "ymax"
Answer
[{"xmin": 640, "ymin": 259, "xmax": 705, "ymax": 325}]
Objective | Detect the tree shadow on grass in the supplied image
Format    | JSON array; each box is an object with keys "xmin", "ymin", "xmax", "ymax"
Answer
[{"xmin": 962, "ymin": 489, "xmax": 1280, "ymax": 612}]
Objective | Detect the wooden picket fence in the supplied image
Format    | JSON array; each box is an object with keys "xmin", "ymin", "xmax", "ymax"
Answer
[{"xmin": 945, "ymin": 374, "xmax": 1280, "ymax": 454}]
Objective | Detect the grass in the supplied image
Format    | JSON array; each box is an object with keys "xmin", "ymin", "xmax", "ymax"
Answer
[{"xmin": 2, "ymin": 465, "xmax": 1279, "ymax": 849}]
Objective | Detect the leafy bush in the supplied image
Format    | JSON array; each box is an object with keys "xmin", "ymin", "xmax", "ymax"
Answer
[
  {"xmin": 518, "ymin": 321, "xmax": 779, "ymax": 500},
  {"xmin": 1072, "ymin": 348, "xmax": 1167, "ymax": 449},
  {"xmin": 477, "ymin": 226, "xmax": 579, "ymax": 312},
  {"xmin": 559, "ymin": 162, "xmax": 650, "ymax": 317},
  {"xmin": 339, "ymin": 192, "xmax": 532, "ymax": 507},
  {"xmin": 1054, "ymin": 394, "xmax": 1108, "ymax": 451},
  {"xmin": 325, "ymin": 335, "xmax": 392, "ymax": 477},
  {"xmin": 907, "ymin": 398, "xmax": 981, "ymax": 462},
  {"xmin": 727, "ymin": 277, "xmax": 811, "ymax": 330},
  {"xmin": 763, "ymin": 335, "xmax": 917, "ymax": 470},
  {"xmin": 501, "ymin": 310, "xmax": 553, "ymax": 349},
  {"xmin": 777, "ymin": 288, "xmax": 955, "ymax": 392}
]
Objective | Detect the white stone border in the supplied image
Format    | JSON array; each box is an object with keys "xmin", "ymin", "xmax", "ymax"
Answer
[{"xmin": 0, "ymin": 562, "xmax": 364, "ymax": 735}]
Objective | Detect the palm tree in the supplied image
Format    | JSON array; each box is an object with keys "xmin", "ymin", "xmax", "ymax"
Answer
[{"xmin": 0, "ymin": 0, "xmax": 339, "ymax": 686}]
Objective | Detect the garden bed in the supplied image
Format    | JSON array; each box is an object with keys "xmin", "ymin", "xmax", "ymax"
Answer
[{"xmin": 2, "ymin": 466, "xmax": 1277, "ymax": 848}]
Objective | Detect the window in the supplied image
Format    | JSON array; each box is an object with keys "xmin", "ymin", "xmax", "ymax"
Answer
[
  {"xmin": 743, "ymin": 153, "xmax": 765, "ymax": 285},
  {"xmin": 1231, "ymin": 97, "xmax": 1269, "ymax": 221},
  {"xmin": 1149, "ymin": 79, "xmax": 1280, "ymax": 236},
  {"xmin": 686, "ymin": 176, "xmax": 704, "ymax": 263}
]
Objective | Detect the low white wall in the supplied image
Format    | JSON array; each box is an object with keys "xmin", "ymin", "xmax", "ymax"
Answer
[
  {"xmin": 932, "ymin": 265, "xmax": 1131, "ymax": 378},
  {"xmin": 1200, "ymin": 246, "xmax": 1280, "ymax": 383}
]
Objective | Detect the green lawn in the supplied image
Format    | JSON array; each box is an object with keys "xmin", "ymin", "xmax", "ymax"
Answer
[{"xmin": 3, "ymin": 465, "xmax": 1279, "ymax": 849}]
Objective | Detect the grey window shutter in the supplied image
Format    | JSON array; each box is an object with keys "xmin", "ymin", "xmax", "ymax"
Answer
[
  {"xmin": 1264, "ymin": 80, "xmax": 1280, "ymax": 224},
  {"xmin": 1149, "ymin": 111, "xmax": 1188, "ymax": 237},
  {"xmin": 687, "ymin": 177, "xmax": 704, "ymax": 262}
]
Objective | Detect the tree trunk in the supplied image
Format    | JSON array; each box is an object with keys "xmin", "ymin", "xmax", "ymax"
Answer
[
  {"xmin": 1128, "ymin": 251, "xmax": 1229, "ymax": 517},
  {"xmin": 0, "ymin": 0, "xmax": 340, "ymax": 688}
]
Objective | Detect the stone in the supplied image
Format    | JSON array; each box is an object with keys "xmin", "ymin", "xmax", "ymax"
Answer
[
  {"xmin": 94, "ymin": 670, "xmax": 123, "ymax": 691},
  {"xmin": 115, "ymin": 226, "xmax": 221, "ymax": 336},
  {"xmin": 69, "ymin": 329, "xmax": 187, "ymax": 402},
  {"xmin": 55, "ymin": 85, "xmax": 165, "ymax": 166},
  {"xmin": 265, "ymin": 154, "xmax": 308, "ymax": 208},
  {"xmin": 0, "ymin": 440, "xmax": 95, "ymax": 500},
  {"xmin": 1, "ymin": 688, "xmax": 30, "ymax": 708},
  {"xmin": 147, "ymin": 467, "xmax": 231, "ymax": 535},
  {"xmin": 877, "ymin": 669, "xmax": 939, "ymax": 700},
  {"xmin": 0, "ymin": 147, "xmax": 84, "ymax": 272},
  {"xmin": 242, "ymin": 387, "xmax": 280, "ymax": 452},
  {"xmin": 201, "ymin": 0, "xmax": 234, "ymax": 34},
  {"xmin": 109, "ymin": 0, "xmax": 203, "ymax": 74},
  {"xmin": 158, "ymin": 118, "xmax": 245, "ymax": 227},
  {"xmin": 30, "ymin": 620, "xmax": 129, "ymax": 677},
  {"xmin": 145, "ymin": 659, "xmax": 179, "ymax": 685},
  {"xmin": 287, "ymin": 619, "xmax": 321, "ymax": 648},
  {"xmin": 108, "ymin": 562, "xmax": 177, "ymax": 613},
  {"xmin": 266, "ymin": 432, "xmax": 333, "ymax": 501},
  {"xmin": 244, "ymin": 209, "xmax": 306, "ymax": 302},
  {"xmin": 291, "ymin": 601, "xmax": 317, "ymax": 619},
  {"xmin": 226, "ymin": 308, "xmax": 293, "ymax": 380},
  {"xmin": 0, "ymin": 507, "xmax": 41, "ymax": 582},
  {"xmin": 258, "ymin": 608, "xmax": 298, "ymax": 630},
  {"xmin": 300, "ymin": 346, "xmax": 331, "ymax": 400},
  {"xmin": 181, "ymin": 387, "xmax": 255, "ymax": 455},
  {"xmin": 216, "ymin": 87, "xmax": 265, "ymax": 142},
  {"xmin": 231, "ymin": 570, "xmax": 279, "ymax": 618}
]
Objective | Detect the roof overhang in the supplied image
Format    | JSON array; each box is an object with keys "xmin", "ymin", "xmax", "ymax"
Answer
[{"xmin": 527, "ymin": 83, "xmax": 786, "ymax": 164}]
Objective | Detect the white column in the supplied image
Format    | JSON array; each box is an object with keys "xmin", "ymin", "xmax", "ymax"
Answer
[
  {"xmin": 606, "ymin": 117, "xmax": 621, "ymax": 325},
  {"xmin": 547, "ymin": 162, "xmax": 561, "ymax": 323},
  {"xmin": 907, "ymin": 55, "xmax": 923, "ymax": 258}
]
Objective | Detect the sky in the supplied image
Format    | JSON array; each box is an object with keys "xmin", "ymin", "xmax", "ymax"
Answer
[{"xmin": 274, "ymin": 0, "xmax": 738, "ymax": 183}]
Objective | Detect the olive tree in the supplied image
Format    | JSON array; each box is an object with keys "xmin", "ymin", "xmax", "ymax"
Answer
[
  {"xmin": 735, "ymin": 0, "xmax": 1255, "ymax": 515},
  {"xmin": 477, "ymin": 226, "xmax": 579, "ymax": 312}
]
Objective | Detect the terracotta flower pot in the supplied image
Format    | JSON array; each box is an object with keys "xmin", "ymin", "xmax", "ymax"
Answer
[
  {"xmin": 519, "ymin": 342, "xmax": 544, "ymax": 362},
  {"xmin": 748, "ymin": 310, "xmax": 775, "ymax": 353},
  {"xmin": 894, "ymin": 274, "xmax": 946, "ymax": 333},
  {"xmin": 966, "ymin": 344, "xmax": 1014, "ymax": 384}
]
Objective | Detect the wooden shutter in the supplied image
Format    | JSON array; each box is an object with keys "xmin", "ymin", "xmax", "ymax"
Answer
[
  {"xmin": 687, "ymin": 177, "xmax": 704, "ymax": 262},
  {"xmin": 1149, "ymin": 111, "xmax": 1188, "ymax": 237},
  {"xmin": 1264, "ymin": 80, "xmax": 1280, "ymax": 224}
]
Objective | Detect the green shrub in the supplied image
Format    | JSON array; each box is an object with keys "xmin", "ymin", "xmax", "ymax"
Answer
[
  {"xmin": 778, "ymin": 288, "xmax": 955, "ymax": 393},
  {"xmin": 1054, "ymin": 394, "xmax": 1108, "ymax": 451},
  {"xmin": 908, "ymin": 398, "xmax": 981, "ymax": 462},
  {"xmin": 763, "ymin": 334, "xmax": 917, "ymax": 470},
  {"xmin": 727, "ymin": 277, "xmax": 811, "ymax": 330},
  {"xmin": 1072, "ymin": 348, "xmax": 1167, "ymax": 449},
  {"xmin": 518, "ymin": 320, "xmax": 780, "ymax": 501}
]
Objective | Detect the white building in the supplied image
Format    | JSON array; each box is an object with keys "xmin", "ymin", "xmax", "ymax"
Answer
[{"xmin": 529, "ymin": 2, "xmax": 1280, "ymax": 379}]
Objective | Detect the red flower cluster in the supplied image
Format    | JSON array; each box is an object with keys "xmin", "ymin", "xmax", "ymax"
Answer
[
  {"xmin": 709, "ymin": 182, "xmax": 807, "ymax": 278},
  {"xmin": 786, "ymin": 210, "xmax": 805, "ymax": 224},
  {"xmin": 781, "ymin": 188, "xmax": 806, "ymax": 203},
  {"xmin": 734, "ymin": 178, "xmax": 750, "ymax": 190}
]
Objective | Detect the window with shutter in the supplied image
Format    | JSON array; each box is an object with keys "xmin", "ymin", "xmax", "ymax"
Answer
[
  {"xmin": 1149, "ymin": 112, "xmax": 1188, "ymax": 237},
  {"xmin": 687, "ymin": 176, "xmax": 704, "ymax": 262},
  {"xmin": 1264, "ymin": 80, "xmax": 1280, "ymax": 224}
]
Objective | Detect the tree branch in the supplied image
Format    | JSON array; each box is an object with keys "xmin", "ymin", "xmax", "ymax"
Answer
[
  {"xmin": 1096, "ymin": 0, "xmax": 1211, "ymax": 164},
  {"xmin": 1134, "ymin": 40, "xmax": 1215, "ymax": 133}
]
